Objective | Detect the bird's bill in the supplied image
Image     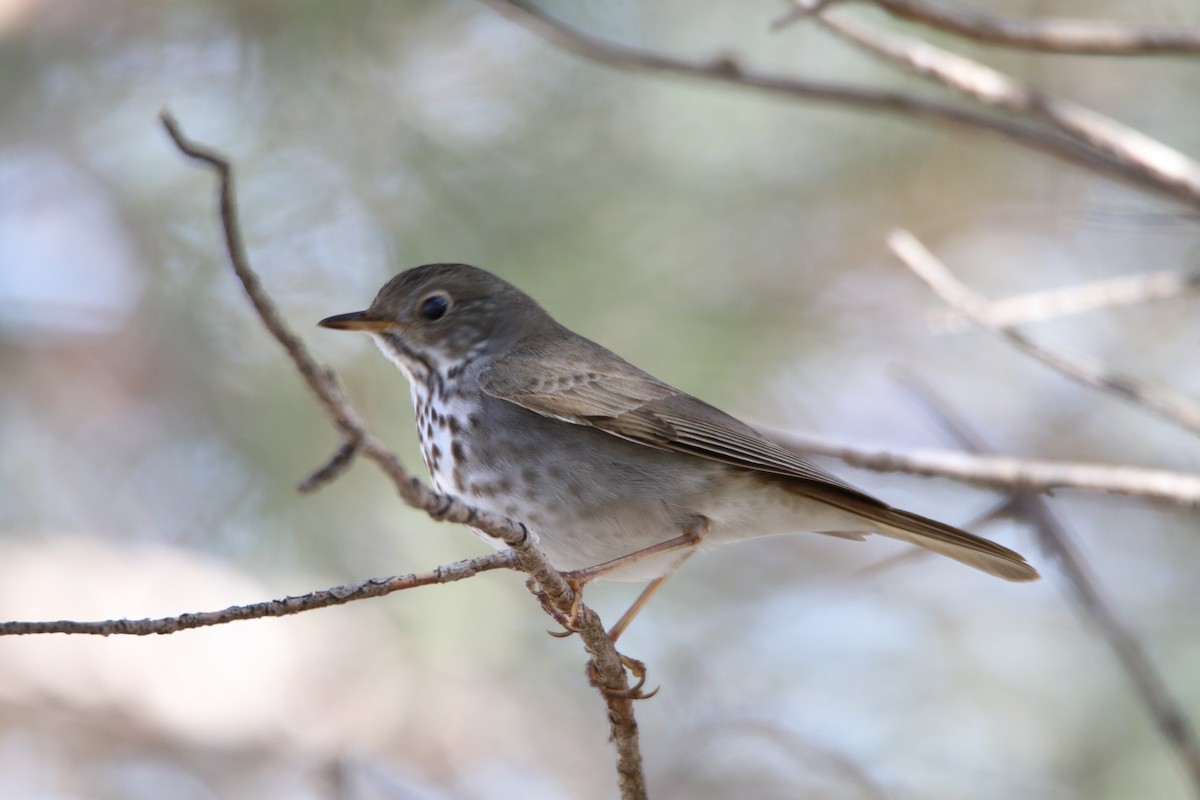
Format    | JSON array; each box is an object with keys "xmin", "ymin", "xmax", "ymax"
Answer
[{"xmin": 317, "ymin": 311, "xmax": 395, "ymax": 331}]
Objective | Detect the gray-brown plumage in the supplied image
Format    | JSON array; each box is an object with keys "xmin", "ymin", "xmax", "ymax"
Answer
[{"xmin": 320, "ymin": 264, "xmax": 1038, "ymax": 584}]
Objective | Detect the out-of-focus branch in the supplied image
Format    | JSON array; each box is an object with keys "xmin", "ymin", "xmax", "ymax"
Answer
[
  {"xmin": 0, "ymin": 552, "xmax": 515, "ymax": 637},
  {"xmin": 157, "ymin": 112, "xmax": 647, "ymax": 800},
  {"xmin": 889, "ymin": 229, "xmax": 1200, "ymax": 437},
  {"xmin": 900, "ymin": 375, "xmax": 1200, "ymax": 794},
  {"xmin": 662, "ymin": 717, "xmax": 891, "ymax": 799},
  {"xmin": 477, "ymin": 0, "xmax": 1200, "ymax": 209},
  {"xmin": 794, "ymin": 4, "xmax": 1200, "ymax": 206},
  {"xmin": 777, "ymin": 0, "xmax": 1200, "ymax": 56},
  {"xmin": 929, "ymin": 268, "xmax": 1200, "ymax": 332},
  {"xmin": 767, "ymin": 430, "xmax": 1200, "ymax": 508}
]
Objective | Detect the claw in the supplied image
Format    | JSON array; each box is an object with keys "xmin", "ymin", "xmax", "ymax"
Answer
[
  {"xmin": 587, "ymin": 652, "xmax": 660, "ymax": 700},
  {"xmin": 562, "ymin": 574, "xmax": 586, "ymax": 626},
  {"xmin": 537, "ymin": 575, "xmax": 587, "ymax": 637},
  {"xmin": 549, "ymin": 574, "xmax": 587, "ymax": 633},
  {"xmin": 537, "ymin": 574, "xmax": 658, "ymax": 700},
  {"xmin": 622, "ymin": 654, "xmax": 646, "ymax": 690},
  {"xmin": 618, "ymin": 653, "xmax": 660, "ymax": 699}
]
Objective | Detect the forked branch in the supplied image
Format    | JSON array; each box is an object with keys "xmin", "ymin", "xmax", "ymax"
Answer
[
  {"xmin": 0, "ymin": 113, "xmax": 650, "ymax": 800},
  {"xmin": 158, "ymin": 111, "xmax": 649, "ymax": 800},
  {"xmin": 889, "ymin": 229, "xmax": 1200, "ymax": 437},
  {"xmin": 482, "ymin": 0, "xmax": 1200, "ymax": 209}
]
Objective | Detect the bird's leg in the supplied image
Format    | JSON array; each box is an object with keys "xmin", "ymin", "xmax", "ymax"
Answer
[
  {"xmin": 593, "ymin": 544, "xmax": 697, "ymax": 700},
  {"xmin": 566, "ymin": 515, "xmax": 708, "ymax": 585},
  {"xmin": 581, "ymin": 570, "xmax": 682, "ymax": 702},
  {"xmin": 552, "ymin": 516, "xmax": 709, "ymax": 638},
  {"xmin": 609, "ymin": 570, "xmax": 674, "ymax": 643}
]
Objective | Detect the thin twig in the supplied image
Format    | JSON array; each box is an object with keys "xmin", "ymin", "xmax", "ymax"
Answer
[
  {"xmin": 477, "ymin": 0, "xmax": 1200, "ymax": 209},
  {"xmin": 765, "ymin": 429, "xmax": 1200, "ymax": 508},
  {"xmin": 929, "ymin": 268, "xmax": 1200, "ymax": 332},
  {"xmin": 900, "ymin": 374, "xmax": 1200, "ymax": 795},
  {"xmin": 298, "ymin": 440, "xmax": 360, "ymax": 493},
  {"xmin": 804, "ymin": 0, "xmax": 1200, "ymax": 56},
  {"xmin": 888, "ymin": 229, "xmax": 1200, "ymax": 437},
  {"xmin": 157, "ymin": 111, "xmax": 647, "ymax": 799},
  {"xmin": 795, "ymin": 3, "xmax": 1200, "ymax": 205},
  {"xmin": 0, "ymin": 552, "xmax": 516, "ymax": 637}
]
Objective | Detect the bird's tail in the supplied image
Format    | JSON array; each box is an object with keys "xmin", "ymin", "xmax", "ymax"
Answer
[
  {"xmin": 871, "ymin": 505, "xmax": 1039, "ymax": 582},
  {"xmin": 801, "ymin": 484, "xmax": 1040, "ymax": 582}
]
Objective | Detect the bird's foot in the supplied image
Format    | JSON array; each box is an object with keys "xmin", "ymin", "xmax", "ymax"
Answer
[
  {"xmin": 588, "ymin": 652, "xmax": 659, "ymax": 701},
  {"xmin": 530, "ymin": 574, "xmax": 587, "ymax": 637},
  {"xmin": 526, "ymin": 576, "xmax": 658, "ymax": 699}
]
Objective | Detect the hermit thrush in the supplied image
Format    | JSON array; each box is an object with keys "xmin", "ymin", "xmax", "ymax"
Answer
[{"xmin": 320, "ymin": 264, "xmax": 1037, "ymax": 622}]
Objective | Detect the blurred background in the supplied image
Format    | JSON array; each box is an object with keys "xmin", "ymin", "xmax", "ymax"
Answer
[{"xmin": 2, "ymin": 1, "xmax": 1199, "ymax": 798}]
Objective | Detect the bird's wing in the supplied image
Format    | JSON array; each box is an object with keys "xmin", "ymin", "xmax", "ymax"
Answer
[
  {"xmin": 477, "ymin": 343, "xmax": 873, "ymax": 499},
  {"xmin": 479, "ymin": 342, "xmax": 1039, "ymax": 583}
]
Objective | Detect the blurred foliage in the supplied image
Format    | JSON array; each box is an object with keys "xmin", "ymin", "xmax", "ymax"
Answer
[{"xmin": 1, "ymin": 1, "xmax": 1199, "ymax": 798}]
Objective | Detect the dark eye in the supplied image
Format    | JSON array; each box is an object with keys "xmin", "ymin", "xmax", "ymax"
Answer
[{"xmin": 419, "ymin": 293, "xmax": 450, "ymax": 321}]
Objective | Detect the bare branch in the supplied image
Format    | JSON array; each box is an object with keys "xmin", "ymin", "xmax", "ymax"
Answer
[
  {"xmin": 889, "ymin": 229, "xmax": 1200, "ymax": 437},
  {"xmin": 157, "ymin": 111, "xmax": 647, "ymax": 799},
  {"xmin": 818, "ymin": 1, "xmax": 1200, "ymax": 56},
  {"xmin": 0, "ymin": 552, "xmax": 516, "ymax": 637},
  {"xmin": 796, "ymin": 4, "xmax": 1200, "ymax": 205},
  {"xmin": 477, "ymin": 0, "xmax": 1200, "ymax": 209},
  {"xmin": 900, "ymin": 375, "xmax": 1200, "ymax": 794},
  {"xmin": 929, "ymin": 268, "xmax": 1200, "ymax": 332},
  {"xmin": 766, "ymin": 429, "xmax": 1200, "ymax": 508},
  {"xmin": 159, "ymin": 112, "xmax": 525, "ymax": 550},
  {"xmin": 298, "ymin": 439, "xmax": 360, "ymax": 493}
]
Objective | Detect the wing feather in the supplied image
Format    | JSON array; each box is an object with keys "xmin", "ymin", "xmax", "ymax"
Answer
[
  {"xmin": 479, "ymin": 347, "xmax": 875, "ymax": 500},
  {"xmin": 478, "ymin": 341, "xmax": 1038, "ymax": 582}
]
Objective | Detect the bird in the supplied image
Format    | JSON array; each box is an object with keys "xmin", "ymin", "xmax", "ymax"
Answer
[{"xmin": 319, "ymin": 264, "xmax": 1038, "ymax": 638}]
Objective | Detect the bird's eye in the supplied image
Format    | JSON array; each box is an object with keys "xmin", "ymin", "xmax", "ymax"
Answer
[{"xmin": 419, "ymin": 293, "xmax": 451, "ymax": 321}]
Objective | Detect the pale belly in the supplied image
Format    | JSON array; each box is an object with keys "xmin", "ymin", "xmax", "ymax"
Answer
[{"xmin": 415, "ymin": 390, "xmax": 870, "ymax": 581}]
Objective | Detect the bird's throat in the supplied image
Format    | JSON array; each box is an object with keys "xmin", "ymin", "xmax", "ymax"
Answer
[{"xmin": 371, "ymin": 333, "xmax": 436, "ymax": 385}]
